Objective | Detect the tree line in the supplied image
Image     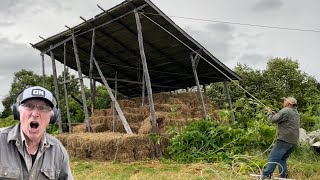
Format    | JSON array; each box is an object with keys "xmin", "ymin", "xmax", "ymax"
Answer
[{"xmin": 1, "ymin": 57, "xmax": 320, "ymax": 131}]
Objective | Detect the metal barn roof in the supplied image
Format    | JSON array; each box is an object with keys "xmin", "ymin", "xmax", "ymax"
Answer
[{"xmin": 32, "ymin": 0, "xmax": 240, "ymax": 97}]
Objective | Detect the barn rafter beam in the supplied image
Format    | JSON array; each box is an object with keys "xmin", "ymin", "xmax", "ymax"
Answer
[{"xmin": 98, "ymin": 4, "xmax": 193, "ymax": 76}]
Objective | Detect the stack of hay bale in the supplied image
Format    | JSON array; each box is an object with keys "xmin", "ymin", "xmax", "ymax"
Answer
[{"xmin": 57, "ymin": 92, "xmax": 218, "ymax": 162}]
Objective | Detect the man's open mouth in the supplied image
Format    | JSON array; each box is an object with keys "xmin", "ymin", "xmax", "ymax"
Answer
[{"xmin": 30, "ymin": 121, "xmax": 39, "ymax": 129}]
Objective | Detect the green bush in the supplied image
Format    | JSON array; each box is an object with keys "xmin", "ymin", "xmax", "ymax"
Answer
[
  {"xmin": 166, "ymin": 118, "xmax": 275, "ymax": 163},
  {"xmin": 0, "ymin": 115, "xmax": 18, "ymax": 128}
]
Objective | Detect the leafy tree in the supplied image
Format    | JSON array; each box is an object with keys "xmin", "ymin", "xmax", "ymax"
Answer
[
  {"xmin": 1, "ymin": 70, "xmax": 42, "ymax": 117},
  {"xmin": 207, "ymin": 57, "xmax": 320, "ymax": 131},
  {"xmin": 1, "ymin": 69, "xmax": 82, "ymax": 123}
]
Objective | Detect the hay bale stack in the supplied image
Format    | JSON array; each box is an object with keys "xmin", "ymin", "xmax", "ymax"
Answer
[
  {"xmin": 72, "ymin": 124, "xmax": 86, "ymax": 133},
  {"xmin": 91, "ymin": 123, "xmax": 108, "ymax": 132},
  {"xmin": 90, "ymin": 116, "xmax": 108, "ymax": 124},
  {"xmin": 118, "ymin": 99, "xmax": 138, "ymax": 108},
  {"xmin": 104, "ymin": 118, "xmax": 142, "ymax": 134},
  {"xmin": 56, "ymin": 132, "xmax": 153, "ymax": 162},
  {"xmin": 138, "ymin": 115, "xmax": 195, "ymax": 135}
]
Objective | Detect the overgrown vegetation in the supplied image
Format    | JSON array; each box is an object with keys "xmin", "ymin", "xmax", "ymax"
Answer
[{"xmin": 165, "ymin": 98, "xmax": 276, "ymax": 163}]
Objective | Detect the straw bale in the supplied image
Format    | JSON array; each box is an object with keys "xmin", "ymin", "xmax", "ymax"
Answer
[
  {"xmin": 56, "ymin": 132, "xmax": 168, "ymax": 162},
  {"xmin": 93, "ymin": 109, "xmax": 106, "ymax": 117},
  {"xmin": 138, "ymin": 117, "xmax": 152, "ymax": 134},
  {"xmin": 158, "ymin": 118, "xmax": 188, "ymax": 134},
  {"xmin": 103, "ymin": 109, "xmax": 113, "ymax": 116},
  {"xmin": 91, "ymin": 123, "xmax": 108, "ymax": 132},
  {"xmin": 118, "ymin": 99, "xmax": 137, "ymax": 108},
  {"xmin": 138, "ymin": 112, "xmax": 168, "ymax": 134},
  {"xmin": 124, "ymin": 113, "xmax": 146, "ymax": 123},
  {"xmin": 90, "ymin": 116, "xmax": 108, "ymax": 124},
  {"xmin": 103, "ymin": 118, "xmax": 141, "ymax": 134},
  {"xmin": 72, "ymin": 124, "xmax": 86, "ymax": 133},
  {"xmin": 122, "ymin": 107, "xmax": 146, "ymax": 114}
]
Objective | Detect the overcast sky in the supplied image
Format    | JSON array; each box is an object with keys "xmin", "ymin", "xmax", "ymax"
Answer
[{"xmin": 0, "ymin": 0, "xmax": 319, "ymax": 112}]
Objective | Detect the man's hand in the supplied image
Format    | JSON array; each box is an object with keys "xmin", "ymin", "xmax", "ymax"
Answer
[{"xmin": 264, "ymin": 106, "xmax": 272, "ymax": 113}]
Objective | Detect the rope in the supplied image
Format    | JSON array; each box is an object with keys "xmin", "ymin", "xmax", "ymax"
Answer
[
  {"xmin": 141, "ymin": 12, "xmax": 267, "ymax": 108},
  {"xmin": 143, "ymin": 12, "xmax": 320, "ymax": 33},
  {"xmin": 113, "ymin": 134, "xmax": 124, "ymax": 162}
]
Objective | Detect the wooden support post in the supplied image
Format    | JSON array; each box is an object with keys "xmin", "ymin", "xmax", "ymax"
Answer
[
  {"xmin": 50, "ymin": 48, "xmax": 63, "ymax": 133},
  {"xmin": 93, "ymin": 57, "xmax": 133, "ymax": 134},
  {"xmin": 89, "ymin": 29, "xmax": 96, "ymax": 112},
  {"xmin": 41, "ymin": 54, "xmax": 45, "ymax": 87},
  {"xmin": 190, "ymin": 53, "xmax": 208, "ymax": 120},
  {"xmin": 112, "ymin": 72, "xmax": 118, "ymax": 132},
  {"xmin": 134, "ymin": 10, "xmax": 159, "ymax": 157},
  {"xmin": 92, "ymin": 80, "xmax": 96, "ymax": 110},
  {"xmin": 63, "ymin": 43, "xmax": 72, "ymax": 133},
  {"xmin": 223, "ymin": 80, "xmax": 235, "ymax": 122},
  {"xmin": 141, "ymin": 73, "xmax": 145, "ymax": 107},
  {"xmin": 71, "ymin": 33, "xmax": 91, "ymax": 132}
]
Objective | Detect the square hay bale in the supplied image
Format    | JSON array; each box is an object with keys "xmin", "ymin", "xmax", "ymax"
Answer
[
  {"xmin": 118, "ymin": 99, "xmax": 138, "ymax": 108},
  {"xmin": 56, "ymin": 132, "xmax": 152, "ymax": 162},
  {"xmin": 93, "ymin": 109, "xmax": 106, "ymax": 116},
  {"xmin": 92, "ymin": 123, "xmax": 108, "ymax": 132},
  {"xmin": 72, "ymin": 124, "xmax": 87, "ymax": 133},
  {"xmin": 90, "ymin": 116, "xmax": 108, "ymax": 124}
]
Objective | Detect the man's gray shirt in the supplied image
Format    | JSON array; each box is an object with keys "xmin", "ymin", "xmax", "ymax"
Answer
[
  {"xmin": 267, "ymin": 107, "xmax": 300, "ymax": 144},
  {"xmin": 0, "ymin": 124, "xmax": 73, "ymax": 179}
]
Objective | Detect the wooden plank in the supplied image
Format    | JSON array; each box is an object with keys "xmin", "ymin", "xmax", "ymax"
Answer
[
  {"xmin": 92, "ymin": 80, "xmax": 96, "ymax": 111},
  {"xmin": 63, "ymin": 43, "xmax": 72, "ymax": 132},
  {"xmin": 190, "ymin": 53, "xmax": 208, "ymax": 119},
  {"xmin": 135, "ymin": 10, "xmax": 160, "ymax": 156},
  {"xmin": 223, "ymin": 80, "xmax": 235, "ymax": 122},
  {"xmin": 89, "ymin": 29, "xmax": 96, "ymax": 111},
  {"xmin": 72, "ymin": 33, "xmax": 91, "ymax": 132},
  {"xmin": 41, "ymin": 54, "xmax": 45, "ymax": 87},
  {"xmin": 112, "ymin": 71, "xmax": 118, "ymax": 132},
  {"xmin": 50, "ymin": 48, "xmax": 63, "ymax": 133},
  {"xmin": 142, "ymin": 73, "xmax": 145, "ymax": 107},
  {"xmin": 93, "ymin": 57, "xmax": 133, "ymax": 134}
]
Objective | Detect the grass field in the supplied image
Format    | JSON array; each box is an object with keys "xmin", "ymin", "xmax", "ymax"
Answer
[{"xmin": 71, "ymin": 156, "xmax": 320, "ymax": 180}]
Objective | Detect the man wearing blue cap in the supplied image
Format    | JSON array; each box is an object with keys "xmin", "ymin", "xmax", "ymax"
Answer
[
  {"xmin": 262, "ymin": 97, "xmax": 300, "ymax": 179},
  {"xmin": 0, "ymin": 86, "xmax": 73, "ymax": 179}
]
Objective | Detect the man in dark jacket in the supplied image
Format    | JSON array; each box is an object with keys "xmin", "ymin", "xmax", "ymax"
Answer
[{"xmin": 262, "ymin": 97, "xmax": 300, "ymax": 179}]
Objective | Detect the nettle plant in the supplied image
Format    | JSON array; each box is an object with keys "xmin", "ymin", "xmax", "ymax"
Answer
[{"xmin": 166, "ymin": 98, "xmax": 275, "ymax": 163}]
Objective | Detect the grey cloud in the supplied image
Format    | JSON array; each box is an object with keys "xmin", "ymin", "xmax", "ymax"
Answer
[
  {"xmin": 0, "ymin": 0, "xmax": 69, "ymax": 20},
  {"xmin": 0, "ymin": 20, "xmax": 15, "ymax": 27},
  {"xmin": 0, "ymin": 37, "xmax": 39, "ymax": 75},
  {"xmin": 206, "ymin": 23, "xmax": 235, "ymax": 33},
  {"xmin": 252, "ymin": 0, "xmax": 284, "ymax": 11},
  {"xmin": 238, "ymin": 53, "xmax": 271, "ymax": 68},
  {"xmin": 184, "ymin": 23, "xmax": 236, "ymax": 63}
]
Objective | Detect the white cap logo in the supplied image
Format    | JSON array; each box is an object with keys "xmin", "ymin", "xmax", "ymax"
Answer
[{"xmin": 31, "ymin": 89, "xmax": 45, "ymax": 97}]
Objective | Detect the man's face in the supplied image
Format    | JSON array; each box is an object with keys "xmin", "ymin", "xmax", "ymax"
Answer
[
  {"xmin": 283, "ymin": 99, "xmax": 290, "ymax": 107},
  {"xmin": 19, "ymin": 99, "xmax": 52, "ymax": 143}
]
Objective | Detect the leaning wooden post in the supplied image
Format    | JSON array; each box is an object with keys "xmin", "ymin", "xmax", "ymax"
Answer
[
  {"xmin": 71, "ymin": 33, "xmax": 91, "ymax": 132},
  {"xmin": 41, "ymin": 54, "xmax": 45, "ymax": 87},
  {"xmin": 190, "ymin": 53, "xmax": 208, "ymax": 120},
  {"xmin": 63, "ymin": 43, "xmax": 72, "ymax": 132},
  {"xmin": 92, "ymin": 80, "xmax": 96, "ymax": 108},
  {"xmin": 112, "ymin": 71, "xmax": 118, "ymax": 132},
  {"xmin": 50, "ymin": 48, "xmax": 63, "ymax": 133},
  {"xmin": 93, "ymin": 57, "xmax": 133, "ymax": 134},
  {"xmin": 223, "ymin": 80, "xmax": 235, "ymax": 122},
  {"xmin": 141, "ymin": 73, "xmax": 145, "ymax": 107},
  {"xmin": 134, "ymin": 10, "xmax": 160, "ymax": 157},
  {"xmin": 89, "ymin": 29, "xmax": 96, "ymax": 112}
]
